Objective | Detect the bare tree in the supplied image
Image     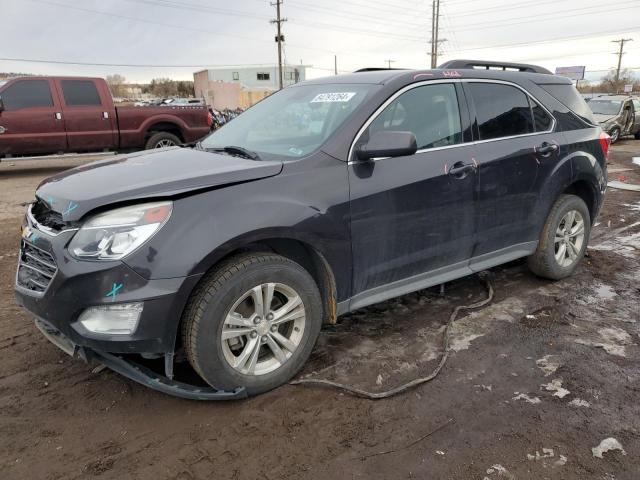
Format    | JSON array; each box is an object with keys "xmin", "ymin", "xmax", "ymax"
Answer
[
  {"xmin": 106, "ymin": 74, "xmax": 127, "ymax": 97},
  {"xmin": 600, "ymin": 68, "xmax": 639, "ymax": 93}
]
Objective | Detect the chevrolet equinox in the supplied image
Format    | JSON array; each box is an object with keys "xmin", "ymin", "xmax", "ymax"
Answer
[{"xmin": 15, "ymin": 60, "xmax": 609, "ymax": 399}]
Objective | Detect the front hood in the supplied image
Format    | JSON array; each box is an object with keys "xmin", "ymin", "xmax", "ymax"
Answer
[
  {"xmin": 36, "ymin": 147, "xmax": 283, "ymax": 221},
  {"xmin": 593, "ymin": 113, "xmax": 617, "ymax": 124}
]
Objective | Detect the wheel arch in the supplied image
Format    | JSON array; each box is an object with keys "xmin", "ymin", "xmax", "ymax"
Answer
[
  {"xmin": 562, "ymin": 179, "xmax": 598, "ymax": 222},
  {"xmin": 144, "ymin": 120, "xmax": 186, "ymax": 143},
  {"xmin": 185, "ymin": 233, "xmax": 340, "ymax": 327}
]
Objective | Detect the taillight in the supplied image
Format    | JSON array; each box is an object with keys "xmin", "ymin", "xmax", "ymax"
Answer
[
  {"xmin": 207, "ymin": 111, "xmax": 213, "ymax": 127},
  {"xmin": 599, "ymin": 131, "xmax": 611, "ymax": 161}
]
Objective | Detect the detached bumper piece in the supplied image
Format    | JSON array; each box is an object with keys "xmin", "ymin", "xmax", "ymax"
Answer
[{"xmin": 35, "ymin": 319, "xmax": 247, "ymax": 401}]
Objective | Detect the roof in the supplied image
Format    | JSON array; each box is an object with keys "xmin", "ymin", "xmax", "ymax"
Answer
[{"xmin": 300, "ymin": 67, "xmax": 570, "ymax": 87}]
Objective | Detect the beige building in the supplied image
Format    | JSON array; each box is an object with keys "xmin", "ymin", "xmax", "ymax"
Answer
[{"xmin": 194, "ymin": 65, "xmax": 308, "ymax": 110}]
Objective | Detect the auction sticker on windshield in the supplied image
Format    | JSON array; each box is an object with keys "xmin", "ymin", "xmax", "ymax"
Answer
[{"xmin": 311, "ymin": 92, "xmax": 357, "ymax": 103}]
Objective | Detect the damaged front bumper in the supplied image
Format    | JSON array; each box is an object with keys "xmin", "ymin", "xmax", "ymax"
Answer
[{"xmin": 35, "ymin": 318, "xmax": 247, "ymax": 401}]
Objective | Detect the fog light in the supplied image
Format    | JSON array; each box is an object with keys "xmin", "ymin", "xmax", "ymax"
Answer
[{"xmin": 78, "ymin": 303, "xmax": 143, "ymax": 335}]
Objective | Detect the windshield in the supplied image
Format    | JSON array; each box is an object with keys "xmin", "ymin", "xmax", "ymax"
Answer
[
  {"xmin": 201, "ymin": 83, "xmax": 373, "ymax": 158},
  {"xmin": 588, "ymin": 100, "xmax": 623, "ymax": 116}
]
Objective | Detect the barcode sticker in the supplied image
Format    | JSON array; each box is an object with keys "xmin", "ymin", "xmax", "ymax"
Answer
[{"xmin": 310, "ymin": 92, "xmax": 357, "ymax": 103}]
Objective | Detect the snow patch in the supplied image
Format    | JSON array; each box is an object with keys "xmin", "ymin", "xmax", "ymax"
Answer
[
  {"xmin": 542, "ymin": 379, "xmax": 570, "ymax": 398},
  {"xmin": 592, "ymin": 438, "xmax": 626, "ymax": 458},
  {"xmin": 512, "ymin": 393, "xmax": 541, "ymax": 404},
  {"xmin": 536, "ymin": 355, "xmax": 561, "ymax": 377},
  {"xmin": 569, "ymin": 398, "xmax": 591, "ymax": 408}
]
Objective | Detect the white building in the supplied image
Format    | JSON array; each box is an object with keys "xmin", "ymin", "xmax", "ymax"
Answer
[{"xmin": 194, "ymin": 65, "xmax": 308, "ymax": 109}]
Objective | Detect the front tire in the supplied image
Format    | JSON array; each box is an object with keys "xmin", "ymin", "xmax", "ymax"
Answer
[
  {"xmin": 182, "ymin": 253, "xmax": 322, "ymax": 396},
  {"xmin": 609, "ymin": 127, "xmax": 621, "ymax": 144},
  {"xmin": 528, "ymin": 194, "xmax": 591, "ymax": 280}
]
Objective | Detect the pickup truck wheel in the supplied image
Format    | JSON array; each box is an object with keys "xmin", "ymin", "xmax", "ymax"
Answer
[
  {"xmin": 527, "ymin": 194, "xmax": 591, "ymax": 280},
  {"xmin": 181, "ymin": 253, "xmax": 322, "ymax": 396},
  {"xmin": 145, "ymin": 132, "xmax": 181, "ymax": 149},
  {"xmin": 634, "ymin": 131, "xmax": 640, "ymax": 140}
]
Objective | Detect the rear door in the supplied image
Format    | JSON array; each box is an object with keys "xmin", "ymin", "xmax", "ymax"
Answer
[
  {"xmin": 348, "ymin": 81, "xmax": 478, "ymax": 307},
  {"xmin": 464, "ymin": 80, "xmax": 562, "ymax": 266},
  {"xmin": 53, "ymin": 79, "xmax": 117, "ymax": 151},
  {"xmin": 0, "ymin": 78, "xmax": 67, "ymax": 156}
]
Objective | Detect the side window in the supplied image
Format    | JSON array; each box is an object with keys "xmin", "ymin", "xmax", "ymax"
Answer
[
  {"xmin": 366, "ymin": 83, "xmax": 462, "ymax": 150},
  {"xmin": 632, "ymin": 100, "xmax": 640, "ymax": 114},
  {"xmin": 1, "ymin": 80, "xmax": 53, "ymax": 110},
  {"xmin": 60, "ymin": 80, "xmax": 102, "ymax": 106},
  {"xmin": 468, "ymin": 83, "xmax": 534, "ymax": 140},
  {"xmin": 531, "ymin": 100, "xmax": 553, "ymax": 132}
]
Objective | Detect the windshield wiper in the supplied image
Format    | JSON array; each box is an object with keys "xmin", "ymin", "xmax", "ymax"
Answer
[{"xmin": 206, "ymin": 145, "xmax": 261, "ymax": 161}]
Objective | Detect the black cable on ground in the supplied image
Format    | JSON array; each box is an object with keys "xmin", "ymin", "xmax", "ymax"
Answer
[{"xmin": 290, "ymin": 274, "xmax": 494, "ymax": 399}]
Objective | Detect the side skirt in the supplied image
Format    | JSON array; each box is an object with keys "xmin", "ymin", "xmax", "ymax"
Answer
[{"xmin": 341, "ymin": 241, "xmax": 538, "ymax": 314}]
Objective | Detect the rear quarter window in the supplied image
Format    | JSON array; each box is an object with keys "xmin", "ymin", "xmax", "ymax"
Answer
[{"xmin": 538, "ymin": 84, "xmax": 596, "ymax": 127}]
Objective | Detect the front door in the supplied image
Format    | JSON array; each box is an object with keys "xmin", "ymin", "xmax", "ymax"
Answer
[
  {"xmin": 53, "ymin": 79, "xmax": 117, "ymax": 151},
  {"xmin": 0, "ymin": 78, "xmax": 67, "ymax": 156},
  {"xmin": 463, "ymin": 81, "xmax": 563, "ymax": 265},
  {"xmin": 348, "ymin": 82, "xmax": 478, "ymax": 308}
]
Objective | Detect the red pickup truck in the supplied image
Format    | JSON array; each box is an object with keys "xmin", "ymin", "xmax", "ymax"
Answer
[{"xmin": 0, "ymin": 76, "xmax": 212, "ymax": 158}]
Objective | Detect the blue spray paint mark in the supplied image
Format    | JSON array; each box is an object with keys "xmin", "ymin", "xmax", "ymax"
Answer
[
  {"xmin": 106, "ymin": 283, "xmax": 123, "ymax": 302},
  {"xmin": 63, "ymin": 201, "xmax": 78, "ymax": 217},
  {"xmin": 46, "ymin": 196, "xmax": 56, "ymax": 206},
  {"xmin": 30, "ymin": 232, "xmax": 40, "ymax": 242}
]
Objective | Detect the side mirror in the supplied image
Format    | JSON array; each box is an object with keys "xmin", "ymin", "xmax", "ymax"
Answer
[
  {"xmin": 355, "ymin": 130, "xmax": 417, "ymax": 161},
  {"xmin": 0, "ymin": 96, "xmax": 4, "ymax": 112}
]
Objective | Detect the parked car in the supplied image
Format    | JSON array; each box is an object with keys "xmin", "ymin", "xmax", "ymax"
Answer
[
  {"xmin": 587, "ymin": 94, "xmax": 640, "ymax": 143},
  {"xmin": 0, "ymin": 77, "xmax": 212, "ymax": 157},
  {"xmin": 15, "ymin": 60, "xmax": 608, "ymax": 399}
]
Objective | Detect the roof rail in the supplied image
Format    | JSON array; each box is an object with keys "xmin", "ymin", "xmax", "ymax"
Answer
[
  {"xmin": 354, "ymin": 67, "xmax": 405, "ymax": 72},
  {"xmin": 438, "ymin": 59, "xmax": 552, "ymax": 75}
]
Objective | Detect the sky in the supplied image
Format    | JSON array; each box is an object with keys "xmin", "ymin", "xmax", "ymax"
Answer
[{"xmin": 1, "ymin": 0, "xmax": 639, "ymax": 84}]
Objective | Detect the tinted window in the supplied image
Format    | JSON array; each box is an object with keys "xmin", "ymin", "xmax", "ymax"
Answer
[
  {"xmin": 532, "ymin": 100, "xmax": 553, "ymax": 131},
  {"xmin": 468, "ymin": 83, "xmax": 533, "ymax": 140},
  {"xmin": 539, "ymin": 84, "xmax": 596, "ymax": 126},
  {"xmin": 633, "ymin": 99, "xmax": 640, "ymax": 112},
  {"xmin": 1, "ymin": 80, "xmax": 53, "ymax": 110},
  {"xmin": 366, "ymin": 83, "xmax": 462, "ymax": 150},
  {"xmin": 61, "ymin": 80, "xmax": 102, "ymax": 106}
]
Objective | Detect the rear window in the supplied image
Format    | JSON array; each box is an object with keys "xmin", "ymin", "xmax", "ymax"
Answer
[
  {"xmin": 468, "ymin": 83, "xmax": 534, "ymax": 140},
  {"xmin": 1, "ymin": 80, "xmax": 53, "ymax": 110},
  {"xmin": 539, "ymin": 84, "xmax": 596, "ymax": 126},
  {"xmin": 60, "ymin": 80, "xmax": 102, "ymax": 106}
]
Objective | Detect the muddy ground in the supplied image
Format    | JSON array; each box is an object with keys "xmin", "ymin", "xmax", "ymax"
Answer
[{"xmin": 1, "ymin": 143, "xmax": 639, "ymax": 480}]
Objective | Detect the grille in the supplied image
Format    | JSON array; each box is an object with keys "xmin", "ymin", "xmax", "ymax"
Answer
[
  {"xmin": 31, "ymin": 200, "xmax": 66, "ymax": 232},
  {"xmin": 16, "ymin": 242, "xmax": 57, "ymax": 294}
]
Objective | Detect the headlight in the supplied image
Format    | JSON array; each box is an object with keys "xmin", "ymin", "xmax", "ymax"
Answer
[{"xmin": 69, "ymin": 201, "xmax": 172, "ymax": 260}]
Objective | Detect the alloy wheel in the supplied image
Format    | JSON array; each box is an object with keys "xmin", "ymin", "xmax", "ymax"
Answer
[
  {"xmin": 554, "ymin": 209, "xmax": 585, "ymax": 268},
  {"xmin": 155, "ymin": 139, "xmax": 176, "ymax": 148},
  {"xmin": 220, "ymin": 283, "xmax": 306, "ymax": 376}
]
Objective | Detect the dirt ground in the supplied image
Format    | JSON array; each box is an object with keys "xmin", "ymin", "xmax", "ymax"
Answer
[{"xmin": 1, "ymin": 142, "xmax": 639, "ymax": 480}]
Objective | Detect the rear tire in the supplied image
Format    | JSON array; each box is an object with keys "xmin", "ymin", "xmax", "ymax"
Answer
[
  {"xmin": 145, "ymin": 131, "xmax": 181, "ymax": 149},
  {"xmin": 528, "ymin": 194, "xmax": 591, "ymax": 280},
  {"xmin": 634, "ymin": 130, "xmax": 640, "ymax": 140},
  {"xmin": 182, "ymin": 253, "xmax": 322, "ymax": 396}
]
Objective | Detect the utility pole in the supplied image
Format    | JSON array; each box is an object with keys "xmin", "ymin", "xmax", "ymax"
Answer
[
  {"xmin": 612, "ymin": 38, "xmax": 633, "ymax": 87},
  {"xmin": 429, "ymin": 0, "xmax": 445, "ymax": 68},
  {"xmin": 334, "ymin": 55, "xmax": 338, "ymax": 75},
  {"xmin": 385, "ymin": 59, "xmax": 395, "ymax": 69},
  {"xmin": 270, "ymin": 0, "xmax": 287, "ymax": 90}
]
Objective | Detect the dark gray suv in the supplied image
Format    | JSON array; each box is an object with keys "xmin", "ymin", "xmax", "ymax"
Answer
[{"xmin": 15, "ymin": 60, "xmax": 609, "ymax": 399}]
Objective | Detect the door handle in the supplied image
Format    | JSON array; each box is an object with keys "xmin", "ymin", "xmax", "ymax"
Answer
[
  {"xmin": 54, "ymin": 112, "xmax": 62, "ymax": 120},
  {"xmin": 448, "ymin": 161, "xmax": 476, "ymax": 177},
  {"xmin": 0, "ymin": 126, "xmax": 6, "ymax": 134},
  {"xmin": 535, "ymin": 142, "xmax": 558, "ymax": 156},
  {"xmin": 103, "ymin": 111, "xmax": 109, "ymax": 119}
]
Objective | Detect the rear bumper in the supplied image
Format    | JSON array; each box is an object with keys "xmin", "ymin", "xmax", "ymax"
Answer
[{"xmin": 35, "ymin": 318, "xmax": 247, "ymax": 401}]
